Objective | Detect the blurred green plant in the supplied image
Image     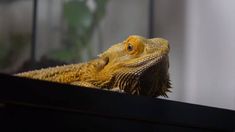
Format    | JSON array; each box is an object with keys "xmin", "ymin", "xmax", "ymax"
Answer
[{"xmin": 47, "ymin": 0, "xmax": 108, "ymax": 62}]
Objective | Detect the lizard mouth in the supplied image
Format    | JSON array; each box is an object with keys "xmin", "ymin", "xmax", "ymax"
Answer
[{"xmin": 124, "ymin": 55, "xmax": 166, "ymax": 68}]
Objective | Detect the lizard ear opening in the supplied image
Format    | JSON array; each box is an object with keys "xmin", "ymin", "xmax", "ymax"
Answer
[
  {"xmin": 103, "ymin": 56, "xmax": 109, "ymax": 65},
  {"xmin": 96, "ymin": 57, "xmax": 109, "ymax": 71}
]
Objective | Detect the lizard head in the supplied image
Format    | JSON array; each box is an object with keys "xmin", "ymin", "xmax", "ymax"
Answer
[{"xmin": 97, "ymin": 35, "xmax": 171, "ymax": 97}]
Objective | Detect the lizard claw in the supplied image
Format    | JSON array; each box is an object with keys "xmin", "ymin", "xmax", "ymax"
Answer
[{"xmin": 109, "ymin": 87, "xmax": 125, "ymax": 93}]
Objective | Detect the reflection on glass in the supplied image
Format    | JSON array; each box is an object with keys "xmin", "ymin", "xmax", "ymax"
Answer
[
  {"xmin": 46, "ymin": 0, "xmax": 108, "ymax": 63},
  {"xmin": 0, "ymin": 0, "xmax": 32, "ymax": 74},
  {"xmin": 0, "ymin": 0, "xmax": 108, "ymax": 74}
]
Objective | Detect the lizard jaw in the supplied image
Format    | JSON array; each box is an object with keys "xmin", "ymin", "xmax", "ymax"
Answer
[{"xmin": 123, "ymin": 55, "xmax": 166, "ymax": 69}]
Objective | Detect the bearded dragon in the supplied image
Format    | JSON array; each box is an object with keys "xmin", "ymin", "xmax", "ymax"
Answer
[{"xmin": 16, "ymin": 35, "xmax": 171, "ymax": 97}]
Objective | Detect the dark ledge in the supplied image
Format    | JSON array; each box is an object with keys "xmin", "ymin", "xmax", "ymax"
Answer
[{"xmin": 0, "ymin": 73, "xmax": 234, "ymax": 131}]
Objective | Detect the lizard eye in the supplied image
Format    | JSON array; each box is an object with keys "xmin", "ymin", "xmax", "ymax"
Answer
[
  {"xmin": 127, "ymin": 43, "xmax": 134, "ymax": 51},
  {"xmin": 124, "ymin": 36, "xmax": 144, "ymax": 56}
]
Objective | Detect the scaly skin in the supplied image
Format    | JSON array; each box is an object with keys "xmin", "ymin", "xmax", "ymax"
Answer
[{"xmin": 16, "ymin": 35, "xmax": 171, "ymax": 97}]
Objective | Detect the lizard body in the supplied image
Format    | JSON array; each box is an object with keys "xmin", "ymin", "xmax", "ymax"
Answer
[{"xmin": 16, "ymin": 35, "xmax": 171, "ymax": 97}]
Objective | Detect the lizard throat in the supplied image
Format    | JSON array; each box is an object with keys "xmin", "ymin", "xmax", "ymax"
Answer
[{"xmin": 117, "ymin": 55, "xmax": 170, "ymax": 97}]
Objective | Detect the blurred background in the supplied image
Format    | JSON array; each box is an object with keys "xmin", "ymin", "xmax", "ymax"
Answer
[{"xmin": 0, "ymin": 0, "xmax": 234, "ymax": 110}]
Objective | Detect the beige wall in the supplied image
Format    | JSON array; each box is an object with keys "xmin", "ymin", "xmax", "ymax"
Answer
[
  {"xmin": 97, "ymin": 0, "xmax": 148, "ymax": 50},
  {"xmin": 0, "ymin": 1, "xmax": 32, "ymax": 72},
  {"xmin": 184, "ymin": 0, "xmax": 235, "ymax": 110},
  {"xmin": 154, "ymin": 0, "xmax": 235, "ymax": 110},
  {"xmin": 36, "ymin": 0, "xmax": 63, "ymax": 61},
  {"xmin": 154, "ymin": 0, "xmax": 187, "ymax": 102},
  {"xmin": 0, "ymin": 1, "xmax": 32, "ymax": 37}
]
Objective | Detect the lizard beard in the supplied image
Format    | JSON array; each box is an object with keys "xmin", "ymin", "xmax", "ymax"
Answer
[{"xmin": 113, "ymin": 56, "xmax": 171, "ymax": 97}]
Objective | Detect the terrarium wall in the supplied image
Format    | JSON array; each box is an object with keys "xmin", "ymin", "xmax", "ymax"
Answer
[
  {"xmin": 0, "ymin": 0, "xmax": 148, "ymax": 73},
  {"xmin": 0, "ymin": 0, "xmax": 234, "ymax": 110},
  {"xmin": 0, "ymin": 1, "xmax": 32, "ymax": 73}
]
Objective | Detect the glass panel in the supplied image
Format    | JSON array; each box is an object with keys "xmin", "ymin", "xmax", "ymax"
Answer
[
  {"xmin": 43, "ymin": 0, "xmax": 110, "ymax": 63},
  {"xmin": 1, "ymin": 0, "xmax": 234, "ymax": 110},
  {"xmin": 0, "ymin": 0, "xmax": 32, "ymax": 74}
]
